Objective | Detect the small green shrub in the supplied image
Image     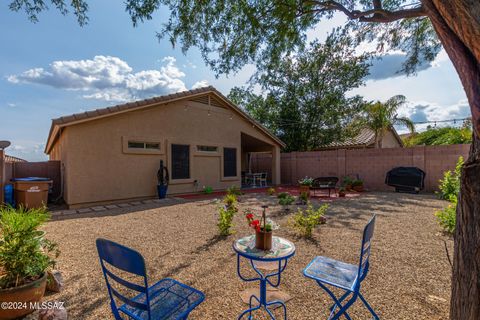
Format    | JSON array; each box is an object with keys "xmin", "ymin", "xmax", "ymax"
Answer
[
  {"xmin": 217, "ymin": 206, "xmax": 236, "ymax": 236},
  {"xmin": 266, "ymin": 187, "xmax": 276, "ymax": 196},
  {"xmin": 277, "ymin": 192, "xmax": 289, "ymax": 199},
  {"xmin": 223, "ymin": 194, "xmax": 238, "ymax": 210},
  {"xmin": 290, "ymin": 202, "xmax": 329, "ymax": 237},
  {"xmin": 279, "ymin": 194, "xmax": 295, "ymax": 206},
  {"xmin": 0, "ymin": 206, "xmax": 59, "ymax": 289},
  {"xmin": 227, "ymin": 185, "xmax": 242, "ymax": 196},
  {"xmin": 435, "ymin": 197, "xmax": 457, "ymax": 234},
  {"xmin": 298, "ymin": 191, "xmax": 309, "ymax": 204},
  {"xmin": 351, "ymin": 179, "xmax": 363, "ymax": 187},
  {"xmin": 203, "ymin": 186, "xmax": 214, "ymax": 194},
  {"xmin": 437, "ymin": 156, "xmax": 463, "ymax": 202}
]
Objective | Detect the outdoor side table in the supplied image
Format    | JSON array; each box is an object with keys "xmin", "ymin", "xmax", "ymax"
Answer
[{"xmin": 233, "ymin": 235, "xmax": 296, "ymax": 320}]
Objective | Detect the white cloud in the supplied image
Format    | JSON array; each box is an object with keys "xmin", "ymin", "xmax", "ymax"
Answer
[
  {"xmin": 7, "ymin": 55, "xmax": 188, "ymax": 102},
  {"xmin": 191, "ymin": 80, "xmax": 209, "ymax": 89},
  {"xmin": 7, "ymin": 103, "xmax": 16, "ymax": 107}
]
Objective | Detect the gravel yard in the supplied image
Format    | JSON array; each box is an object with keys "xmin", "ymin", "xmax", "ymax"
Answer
[{"xmin": 43, "ymin": 192, "xmax": 452, "ymax": 319}]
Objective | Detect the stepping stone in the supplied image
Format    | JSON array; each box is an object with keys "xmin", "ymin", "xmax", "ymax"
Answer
[
  {"xmin": 105, "ymin": 204, "xmax": 119, "ymax": 209},
  {"xmin": 92, "ymin": 206, "xmax": 107, "ymax": 212},
  {"xmin": 62, "ymin": 209, "xmax": 77, "ymax": 215},
  {"xmin": 77, "ymin": 208, "xmax": 92, "ymax": 214},
  {"xmin": 142, "ymin": 199, "xmax": 154, "ymax": 204},
  {"xmin": 118, "ymin": 203, "xmax": 132, "ymax": 208},
  {"xmin": 130, "ymin": 201, "xmax": 142, "ymax": 206}
]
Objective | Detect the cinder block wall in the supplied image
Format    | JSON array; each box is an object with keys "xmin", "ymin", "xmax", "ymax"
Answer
[{"xmin": 252, "ymin": 144, "xmax": 470, "ymax": 192}]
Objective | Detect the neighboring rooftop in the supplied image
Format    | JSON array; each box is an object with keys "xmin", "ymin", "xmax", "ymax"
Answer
[
  {"xmin": 316, "ymin": 127, "xmax": 403, "ymax": 150},
  {"xmin": 5, "ymin": 154, "xmax": 27, "ymax": 163}
]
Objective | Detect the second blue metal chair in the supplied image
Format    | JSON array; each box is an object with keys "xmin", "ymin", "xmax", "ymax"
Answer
[{"xmin": 303, "ymin": 215, "xmax": 379, "ymax": 320}]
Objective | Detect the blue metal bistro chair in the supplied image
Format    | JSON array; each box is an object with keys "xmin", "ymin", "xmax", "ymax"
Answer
[
  {"xmin": 96, "ymin": 239, "xmax": 205, "ymax": 320},
  {"xmin": 303, "ymin": 215, "xmax": 379, "ymax": 320}
]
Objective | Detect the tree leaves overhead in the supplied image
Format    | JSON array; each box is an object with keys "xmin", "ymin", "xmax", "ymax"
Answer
[
  {"xmin": 9, "ymin": 0, "xmax": 89, "ymax": 26},
  {"xmin": 229, "ymin": 33, "xmax": 370, "ymax": 152},
  {"xmin": 9, "ymin": 1, "xmax": 440, "ymax": 76}
]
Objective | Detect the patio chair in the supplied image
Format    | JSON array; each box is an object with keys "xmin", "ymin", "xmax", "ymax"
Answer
[
  {"xmin": 302, "ymin": 215, "xmax": 378, "ymax": 320},
  {"xmin": 96, "ymin": 238, "xmax": 205, "ymax": 320},
  {"xmin": 259, "ymin": 172, "xmax": 268, "ymax": 187}
]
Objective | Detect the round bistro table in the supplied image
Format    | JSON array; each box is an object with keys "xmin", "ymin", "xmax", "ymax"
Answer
[{"xmin": 233, "ymin": 235, "xmax": 296, "ymax": 319}]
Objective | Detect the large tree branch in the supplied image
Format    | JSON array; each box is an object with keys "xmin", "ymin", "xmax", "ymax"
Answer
[{"xmin": 308, "ymin": 0, "xmax": 426, "ymax": 22}]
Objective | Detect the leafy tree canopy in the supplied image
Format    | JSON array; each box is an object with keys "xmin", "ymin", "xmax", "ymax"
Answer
[
  {"xmin": 228, "ymin": 33, "xmax": 369, "ymax": 152},
  {"xmin": 404, "ymin": 126, "xmax": 473, "ymax": 146},
  {"xmin": 9, "ymin": 0, "xmax": 440, "ymax": 76}
]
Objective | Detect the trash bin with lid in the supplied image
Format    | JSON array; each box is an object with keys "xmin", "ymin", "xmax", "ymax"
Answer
[{"xmin": 11, "ymin": 177, "xmax": 52, "ymax": 209}]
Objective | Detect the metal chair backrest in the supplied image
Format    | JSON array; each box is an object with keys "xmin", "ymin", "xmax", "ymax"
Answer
[
  {"xmin": 261, "ymin": 172, "xmax": 267, "ymax": 179},
  {"xmin": 357, "ymin": 215, "xmax": 376, "ymax": 285},
  {"xmin": 96, "ymin": 238, "xmax": 151, "ymax": 320}
]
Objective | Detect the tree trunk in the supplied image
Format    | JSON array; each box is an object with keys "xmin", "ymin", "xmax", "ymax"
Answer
[{"xmin": 422, "ymin": 1, "xmax": 480, "ymax": 319}]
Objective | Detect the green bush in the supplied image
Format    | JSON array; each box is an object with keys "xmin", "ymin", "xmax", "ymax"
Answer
[
  {"xmin": 226, "ymin": 185, "xmax": 242, "ymax": 196},
  {"xmin": 203, "ymin": 186, "xmax": 214, "ymax": 194},
  {"xmin": 404, "ymin": 126, "xmax": 472, "ymax": 146},
  {"xmin": 0, "ymin": 206, "xmax": 59, "ymax": 289},
  {"xmin": 298, "ymin": 191, "xmax": 309, "ymax": 204},
  {"xmin": 218, "ymin": 195, "xmax": 238, "ymax": 235},
  {"xmin": 435, "ymin": 197, "xmax": 457, "ymax": 234},
  {"xmin": 217, "ymin": 206, "xmax": 236, "ymax": 236},
  {"xmin": 290, "ymin": 202, "xmax": 328, "ymax": 237},
  {"xmin": 277, "ymin": 192, "xmax": 289, "ymax": 199},
  {"xmin": 438, "ymin": 156, "xmax": 463, "ymax": 202},
  {"xmin": 266, "ymin": 187, "xmax": 276, "ymax": 195},
  {"xmin": 223, "ymin": 194, "xmax": 238, "ymax": 210},
  {"xmin": 278, "ymin": 194, "xmax": 295, "ymax": 206}
]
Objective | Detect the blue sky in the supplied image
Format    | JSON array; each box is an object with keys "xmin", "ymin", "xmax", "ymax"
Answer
[{"xmin": 0, "ymin": 1, "xmax": 470, "ymax": 161}]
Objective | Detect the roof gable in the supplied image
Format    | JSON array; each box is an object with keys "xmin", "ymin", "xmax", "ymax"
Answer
[{"xmin": 45, "ymin": 86, "xmax": 285, "ymax": 153}]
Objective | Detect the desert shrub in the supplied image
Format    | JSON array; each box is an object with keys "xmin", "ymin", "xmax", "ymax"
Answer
[
  {"xmin": 435, "ymin": 197, "xmax": 457, "ymax": 234},
  {"xmin": 438, "ymin": 156, "xmax": 463, "ymax": 202},
  {"xmin": 223, "ymin": 194, "xmax": 238, "ymax": 210},
  {"xmin": 298, "ymin": 191, "xmax": 309, "ymax": 204},
  {"xmin": 227, "ymin": 185, "xmax": 242, "ymax": 196},
  {"xmin": 298, "ymin": 177, "xmax": 313, "ymax": 186},
  {"xmin": 203, "ymin": 186, "xmax": 213, "ymax": 194},
  {"xmin": 351, "ymin": 178, "xmax": 363, "ymax": 187},
  {"xmin": 0, "ymin": 206, "xmax": 59, "ymax": 289},
  {"xmin": 278, "ymin": 194, "xmax": 295, "ymax": 206},
  {"xmin": 266, "ymin": 187, "xmax": 276, "ymax": 195},
  {"xmin": 217, "ymin": 206, "xmax": 236, "ymax": 236},
  {"xmin": 277, "ymin": 192, "xmax": 289, "ymax": 199},
  {"xmin": 290, "ymin": 202, "xmax": 329, "ymax": 237}
]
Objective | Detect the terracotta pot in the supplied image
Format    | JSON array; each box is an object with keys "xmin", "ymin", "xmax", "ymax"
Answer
[
  {"xmin": 339, "ymin": 191, "xmax": 346, "ymax": 197},
  {"xmin": 345, "ymin": 184, "xmax": 352, "ymax": 191},
  {"xmin": 0, "ymin": 273, "xmax": 47, "ymax": 320},
  {"xmin": 255, "ymin": 230, "xmax": 273, "ymax": 251},
  {"xmin": 353, "ymin": 185, "xmax": 364, "ymax": 192},
  {"xmin": 299, "ymin": 185, "xmax": 310, "ymax": 195}
]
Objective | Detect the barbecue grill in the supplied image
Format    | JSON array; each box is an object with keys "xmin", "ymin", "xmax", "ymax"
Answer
[{"xmin": 385, "ymin": 167, "xmax": 425, "ymax": 193}]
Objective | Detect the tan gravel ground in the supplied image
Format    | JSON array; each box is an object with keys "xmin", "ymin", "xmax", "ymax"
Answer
[{"xmin": 42, "ymin": 192, "xmax": 452, "ymax": 320}]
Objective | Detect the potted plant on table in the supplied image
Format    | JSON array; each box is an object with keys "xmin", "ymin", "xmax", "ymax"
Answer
[
  {"xmin": 245, "ymin": 206, "xmax": 277, "ymax": 251},
  {"xmin": 0, "ymin": 206, "xmax": 59, "ymax": 320},
  {"xmin": 298, "ymin": 177, "xmax": 313, "ymax": 195}
]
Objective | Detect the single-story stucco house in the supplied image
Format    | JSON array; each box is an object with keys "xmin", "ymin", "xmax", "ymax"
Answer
[
  {"xmin": 45, "ymin": 86, "xmax": 285, "ymax": 208},
  {"xmin": 316, "ymin": 127, "xmax": 403, "ymax": 150}
]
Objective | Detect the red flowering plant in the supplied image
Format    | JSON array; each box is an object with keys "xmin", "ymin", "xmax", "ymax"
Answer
[{"xmin": 245, "ymin": 208, "xmax": 278, "ymax": 233}]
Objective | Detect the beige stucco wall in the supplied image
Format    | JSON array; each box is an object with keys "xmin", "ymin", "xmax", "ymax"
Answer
[
  {"xmin": 50, "ymin": 98, "xmax": 281, "ymax": 208},
  {"xmin": 49, "ymin": 129, "xmax": 70, "ymax": 203},
  {"xmin": 381, "ymin": 130, "xmax": 402, "ymax": 148}
]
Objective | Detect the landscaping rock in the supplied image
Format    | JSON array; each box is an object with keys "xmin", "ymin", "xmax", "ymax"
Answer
[
  {"xmin": 46, "ymin": 270, "xmax": 64, "ymax": 293},
  {"xmin": 38, "ymin": 305, "xmax": 67, "ymax": 320}
]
